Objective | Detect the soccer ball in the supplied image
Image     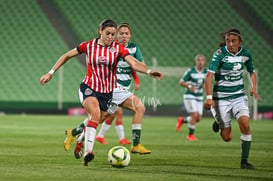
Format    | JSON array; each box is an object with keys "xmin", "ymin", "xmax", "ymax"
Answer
[{"xmin": 108, "ymin": 146, "xmax": 131, "ymax": 168}]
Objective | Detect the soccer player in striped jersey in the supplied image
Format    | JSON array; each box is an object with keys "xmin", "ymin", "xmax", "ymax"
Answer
[
  {"xmin": 95, "ymin": 23, "xmax": 144, "ymax": 147},
  {"xmin": 176, "ymin": 54, "xmax": 207, "ymax": 141},
  {"xmin": 40, "ymin": 19, "xmax": 163, "ymax": 166},
  {"xmin": 204, "ymin": 28, "xmax": 261, "ymax": 169},
  {"xmin": 71, "ymin": 23, "xmax": 150, "ymax": 159}
]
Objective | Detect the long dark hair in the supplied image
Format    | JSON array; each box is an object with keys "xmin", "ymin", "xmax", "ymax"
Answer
[{"xmin": 218, "ymin": 28, "xmax": 242, "ymax": 47}]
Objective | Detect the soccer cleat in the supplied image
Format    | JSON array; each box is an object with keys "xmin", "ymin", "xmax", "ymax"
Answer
[
  {"xmin": 74, "ymin": 141, "xmax": 84, "ymax": 159},
  {"xmin": 176, "ymin": 116, "xmax": 183, "ymax": 132},
  {"xmin": 131, "ymin": 144, "xmax": 151, "ymax": 154},
  {"xmin": 83, "ymin": 152, "xmax": 95, "ymax": 166},
  {"xmin": 187, "ymin": 134, "xmax": 198, "ymax": 141},
  {"xmin": 119, "ymin": 138, "xmax": 131, "ymax": 145},
  {"xmin": 241, "ymin": 161, "xmax": 255, "ymax": 169},
  {"xmin": 96, "ymin": 136, "xmax": 108, "ymax": 144},
  {"xmin": 212, "ymin": 121, "xmax": 220, "ymax": 133},
  {"xmin": 64, "ymin": 129, "xmax": 75, "ymax": 151}
]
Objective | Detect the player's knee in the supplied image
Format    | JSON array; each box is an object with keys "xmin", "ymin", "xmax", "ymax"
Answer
[{"xmin": 136, "ymin": 103, "xmax": 145, "ymax": 114}]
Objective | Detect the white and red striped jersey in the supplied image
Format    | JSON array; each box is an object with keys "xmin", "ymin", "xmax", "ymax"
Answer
[{"xmin": 77, "ymin": 38, "xmax": 129, "ymax": 93}]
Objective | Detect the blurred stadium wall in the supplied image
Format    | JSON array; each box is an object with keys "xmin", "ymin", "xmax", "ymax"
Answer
[{"xmin": 0, "ymin": 0, "xmax": 272, "ymax": 117}]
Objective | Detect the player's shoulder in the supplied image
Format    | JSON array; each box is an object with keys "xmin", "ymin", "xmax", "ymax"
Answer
[
  {"xmin": 240, "ymin": 46, "xmax": 252, "ymax": 56},
  {"xmin": 128, "ymin": 42, "xmax": 138, "ymax": 47},
  {"xmin": 211, "ymin": 46, "xmax": 226, "ymax": 60},
  {"xmin": 184, "ymin": 67, "xmax": 193, "ymax": 74}
]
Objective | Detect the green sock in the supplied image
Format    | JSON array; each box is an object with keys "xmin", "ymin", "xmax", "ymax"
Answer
[
  {"xmin": 132, "ymin": 129, "xmax": 141, "ymax": 146},
  {"xmin": 241, "ymin": 140, "xmax": 251, "ymax": 161},
  {"xmin": 72, "ymin": 123, "xmax": 85, "ymax": 136},
  {"xmin": 189, "ymin": 128, "xmax": 195, "ymax": 135},
  {"xmin": 188, "ymin": 124, "xmax": 195, "ymax": 135}
]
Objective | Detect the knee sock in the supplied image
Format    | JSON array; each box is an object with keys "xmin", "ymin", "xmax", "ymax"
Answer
[
  {"xmin": 132, "ymin": 124, "xmax": 142, "ymax": 146},
  {"xmin": 115, "ymin": 120, "xmax": 125, "ymax": 140},
  {"xmin": 188, "ymin": 123, "xmax": 196, "ymax": 135},
  {"xmin": 240, "ymin": 134, "xmax": 252, "ymax": 162},
  {"xmin": 84, "ymin": 120, "xmax": 98, "ymax": 156},
  {"xmin": 72, "ymin": 118, "xmax": 88, "ymax": 136}
]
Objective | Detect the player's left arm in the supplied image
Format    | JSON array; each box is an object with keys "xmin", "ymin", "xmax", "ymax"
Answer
[{"xmin": 249, "ymin": 72, "xmax": 262, "ymax": 102}]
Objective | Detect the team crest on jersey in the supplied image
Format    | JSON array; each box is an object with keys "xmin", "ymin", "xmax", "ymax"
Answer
[
  {"xmin": 84, "ymin": 88, "xmax": 92, "ymax": 96},
  {"xmin": 110, "ymin": 47, "xmax": 115, "ymax": 53}
]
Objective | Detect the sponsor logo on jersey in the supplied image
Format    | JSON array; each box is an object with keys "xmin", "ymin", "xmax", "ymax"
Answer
[
  {"xmin": 98, "ymin": 56, "xmax": 108, "ymax": 64},
  {"xmin": 233, "ymin": 63, "xmax": 242, "ymax": 71}
]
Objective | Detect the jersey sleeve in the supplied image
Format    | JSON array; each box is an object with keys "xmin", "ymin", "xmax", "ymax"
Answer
[
  {"xmin": 208, "ymin": 48, "xmax": 223, "ymax": 73},
  {"xmin": 77, "ymin": 41, "xmax": 89, "ymax": 54},
  {"xmin": 244, "ymin": 49, "xmax": 255, "ymax": 73},
  {"xmin": 119, "ymin": 43, "xmax": 130, "ymax": 59},
  {"xmin": 134, "ymin": 46, "xmax": 144, "ymax": 62},
  {"xmin": 180, "ymin": 68, "xmax": 191, "ymax": 82}
]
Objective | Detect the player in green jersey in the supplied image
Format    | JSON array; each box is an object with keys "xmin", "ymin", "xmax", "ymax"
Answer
[
  {"xmin": 176, "ymin": 54, "xmax": 207, "ymax": 141},
  {"xmin": 204, "ymin": 28, "xmax": 262, "ymax": 169},
  {"xmin": 95, "ymin": 70, "xmax": 140, "ymax": 145}
]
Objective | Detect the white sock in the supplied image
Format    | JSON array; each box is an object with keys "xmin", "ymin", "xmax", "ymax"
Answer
[
  {"xmin": 97, "ymin": 122, "xmax": 111, "ymax": 137},
  {"xmin": 84, "ymin": 127, "xmax": 96, "ymax": 156},
  {"xmin": 115, "ymin": 125, "xmax": 125, "ymax": 140}
]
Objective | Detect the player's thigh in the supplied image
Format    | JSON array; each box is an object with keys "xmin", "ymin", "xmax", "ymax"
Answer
[
  {"xmin": 215, "ymin": 100, "xmax": 232, "ymax": 128},
  {"xmin": 184, "ymin": 99, "xmax": 198, "ymax": 113},
  {"xmin": 232, "ymin": 96, "xmax": 250, "ymax": 120},
  {"xmin": 112, "ymin": 88, "xmax": 132, "ymax": 105},
  {"xmin": 121, "ymin": 95, "xmax": 144, "ymax": 112}
]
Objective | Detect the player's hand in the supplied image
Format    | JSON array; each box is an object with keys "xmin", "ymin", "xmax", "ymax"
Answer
[
  {"xmin": 40, "ymin": 73, "xmax": 52, "ymax": 86},
  {"xmin": 189, "ymin": 86, "xmax": 196, "ymax": 92},
  {"xmin": 204, "ymin": 99, "xmax": 215, "ymax": 110},
  {"xmin": 250, "ymin": 88, "xmax": 262, "ymax": 102},
  {"xmin": 149, "ymin": 70, "xmax": 163, "ymax": 80}
]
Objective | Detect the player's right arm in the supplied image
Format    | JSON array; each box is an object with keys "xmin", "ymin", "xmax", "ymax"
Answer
[
  {"xmin": 40, "ymin": 48, "xmax": 79, "ymax": 86},
  {"xmin": 204, "ymin": 71, "xmax": 215, "ymax": 109}
]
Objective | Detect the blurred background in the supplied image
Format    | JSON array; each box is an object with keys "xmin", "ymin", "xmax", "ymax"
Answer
[{"xmin": 0, "ymin": 0, "xmax": 272, "ymax": 118}]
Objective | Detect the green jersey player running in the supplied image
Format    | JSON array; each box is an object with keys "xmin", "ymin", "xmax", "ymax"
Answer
[
  {"xmin": 204, "ymin": 28, "xmax": 262, "ymax": 169},
  {"xmin": 176, "ymin": 54, "xmax": 207, "ymax": 141}
]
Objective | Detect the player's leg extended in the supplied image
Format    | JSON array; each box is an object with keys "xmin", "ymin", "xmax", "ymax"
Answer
[
  {"xmin": 121, "ymin": 95, "xmax": 151, "ymax": 154},
  {"xmin": 64, "ymin": 117, "xmax": 89, "ymax": 151},
  {"xmin": 82, "ymin": 97, "xmax": 100, "ymax": 166}
]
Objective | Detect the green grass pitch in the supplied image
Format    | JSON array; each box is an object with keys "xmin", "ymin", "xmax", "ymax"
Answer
[{"xmin": 0, "ymin": 115, "xmax": 273, "ymax": 181}]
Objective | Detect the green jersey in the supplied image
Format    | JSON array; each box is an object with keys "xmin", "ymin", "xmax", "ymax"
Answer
[
  {"xmin": 116, "ymin": 42, "xmax": 144, "ymax": 89},
  {"xmin": 208, "ymin": 46, "xmax": 255, "ymax": 100},
  {"xmin": 181, "ymin": 67, "xmax": 207, "ymax": 100}
]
